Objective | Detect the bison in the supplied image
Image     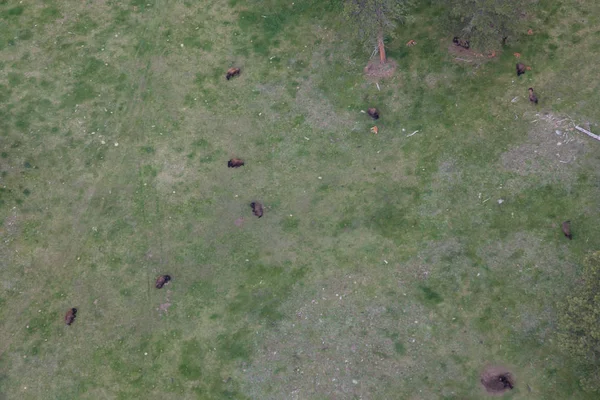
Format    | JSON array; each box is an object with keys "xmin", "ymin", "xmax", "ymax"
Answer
[
  {"xmin": 226, "ymin": 67, "xmax": 241, "ymax": 80},
  {"xmin": 367, "ymin": 108, "xmax": 379, "ymax": 120},
  {"xmin": 528, "ymin": 87, "xmax": 538, "ymax": 104},
  {"xmin": 453, "ymin": 37, "xmax": 470, "ymax": 49},
  {"xmin": 562, "ymin": 221, "xmax": 572, "ymax": 240},
  {"xmin": 228, "ymin": 158, "xmax": 245, "ymax": 168},
  {"xmin": 65, "ymin": 308, "xmax": 77, "ymax": 326},
  {"xmin": 155, "ymin": 275, "xmax": 172, "ymax": 289},
  {"xmin": 250, "ymin": 202, "xmax": 263, "ymax": 218}
]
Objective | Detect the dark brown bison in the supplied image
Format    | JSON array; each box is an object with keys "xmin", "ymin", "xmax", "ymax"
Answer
[
  {"xmin": 65, "ymin": 308, "xmax": 77, "ymax": 325},
  {"xmin": 228, "ymin": 158, "xmax": 245, "ymax": 168},
  {"xmin": 528, "ymin": 87, "xmax": 538, "ymax": 104},
  {"xmin": 516, "ymin": 63, "xmax": 526, "ymax": 76},
  {"xmin": 226, "ymin": 67, "xmax": 241, "ymax": 80},
  {"xmin": 155, "ymin": 275, "xmax": 171, "ymax": 289},
  {"xmin": 498, "ymin": 375, "xmax": 514, "ymax": 390},
  {"xmin": 453, "ymin": 37, "xmax": 470, "ymax": 49},
  {"xmin": 250, "ymin": 202, "xmax": 263, "ymax": 218},
  {"xmin": 367, "ymin": 108, "xmax": 379, "ymax": 120},
  {"xmin": 562, "ymin": 221, "xmax": 572, "ymax": 240}
]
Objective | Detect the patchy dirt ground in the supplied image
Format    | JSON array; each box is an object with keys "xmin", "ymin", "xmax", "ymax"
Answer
[
  {"xmin": 364, "ymin": 59, "xmax": 398, "ymax": 79},
  {"xmin": 501, "ymin": 112, "xmax": 589, "ymax": 186},
  {"xmin": 447, "ymin": 44, "xmax": 497, "ymax": 66}
]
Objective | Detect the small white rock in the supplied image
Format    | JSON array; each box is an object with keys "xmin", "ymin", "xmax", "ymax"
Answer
[{"xmin": 497, "ymin": 199, "xmax": 504, "ymax": 204}]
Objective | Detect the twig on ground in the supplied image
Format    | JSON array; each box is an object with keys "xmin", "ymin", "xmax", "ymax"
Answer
[
  {"xmin": 575, "ymin": 125, "xmax": 600, "ymax": 141},
  {"xmin": 370, "ymin": 47, "xmax": 378, "ymax": 60},
  {"xmin": 406, "ymin": 130, "xmax": 419, "ymax": 137},
  {"xmin": 376, "ymin": 82, "xmax": 380, "ymax": 91}
]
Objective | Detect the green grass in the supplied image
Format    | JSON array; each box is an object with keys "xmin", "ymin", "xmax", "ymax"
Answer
[{"xmin": 1, "ymin": 0, "xmax": 599, "ymax": 398}]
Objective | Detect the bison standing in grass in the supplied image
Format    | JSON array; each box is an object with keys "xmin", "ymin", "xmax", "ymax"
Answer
[
  {"xmin": 367, "ymin": 108, "xmax": 379, "ymax": 120},
  {"xmin": 65, "ymin": 308, "xmax": 77, "ymax": 325},
  {"xmin": 155, "ymin": 275, "xmax": 171, "ymax": 289},
  {"xmin": 226, "ymin": 67, "xmax": 241, "ymax": 80},
  {"xmin": 528, "ymin": 87, "xmax": 538, "ymax": 104}
]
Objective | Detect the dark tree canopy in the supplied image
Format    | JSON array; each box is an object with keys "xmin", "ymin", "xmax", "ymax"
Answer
[
  {"xmin": 344, "ymin": 0, "xmax": 412, "ymax": 63},
  {"xmin": 442, "ymin": 0, "xmax": 533, "ymax": 51}
]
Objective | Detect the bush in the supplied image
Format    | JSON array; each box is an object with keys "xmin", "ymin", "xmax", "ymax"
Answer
[{"xmin": 558, "ymin": 251, "xmax": 600, "ymax": 393}]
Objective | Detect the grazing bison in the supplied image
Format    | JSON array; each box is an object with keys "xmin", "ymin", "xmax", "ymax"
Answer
[
  {"xmin": 453, "ymin": 37, "xmax": 470, "ymax": 49},
  {"xmin": 528, "ymin": 87, "xmax": 538, "ymax": 104},
  {"xmin": 516, "ymin": 63, "xmax": 526, "ymax": 76},
  {"xmin": 250, "ymin": 202, "xmax": 263, "ymax": 218},
  {"xmin": 65, "ymin": 308, "xmax": 77, "ymax": 326},
  {"xmin": 155, "ymin": 275, "xmax": 171, "ymax": 289},
  {"xmin": 498, "ymin": 375, "xmax": 514, "ymax": 390},
  {"xmin": 562, "ymin": 221, "xmax": 572, "ymax": 240},
  {"xmin": 367, "ymin": 108, "xmax": 379, "ymax": 120},
  {"xmin": 228, "ymin": 158, "xmax": 245, "ymax": 168},
  {"xmin": 226, "ymin": 67, "xmax": 241, "ymax": 80}
]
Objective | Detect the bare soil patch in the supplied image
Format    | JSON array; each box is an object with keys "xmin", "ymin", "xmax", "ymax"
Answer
[
  {"xmin": 447, "ymin": 44, "xmax": 497, "ymax": 66},
  {"xmin": 481, "ymin": 366, "xmax": 515, "ymax": 395},
  {"xmin": 500, "ymin": 112, "xmax": 588, "ymax": 186},
  {"xmin": 364, "ymin": 59, "xmax": 397, "ymax": 79}
]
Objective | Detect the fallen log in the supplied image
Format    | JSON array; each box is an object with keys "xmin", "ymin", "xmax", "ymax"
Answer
[{"xmin": 575, "ymin": 125, "xmax": 600, "ymax": 141}]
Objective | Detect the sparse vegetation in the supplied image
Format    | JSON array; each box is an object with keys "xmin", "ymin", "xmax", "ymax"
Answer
[
  {"xmin": 0, "ymin": 0, "xmax": 599, "ymax": 399},
  {"xmin": 558, "ymin": 251, "xmax": 600, "ymax": 393}
]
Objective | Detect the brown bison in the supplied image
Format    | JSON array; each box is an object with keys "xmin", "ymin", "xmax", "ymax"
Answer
[
  {"xmin": 453, "ymin": 37, "xmax": 470, "ymax": 49},
  {"xmin": 528, "ymin": 87, "xmax": 538, "ymax": 104},
  {"xmin": 65, "ymin": 308, "xmax": 77, "ymax": 326},
  {"xmin": 228, "ymin": 158, "xmax": 245, "ymax": 168},
  {"xmin": 250, "ymin": 202, "xmax": 263, "ymax": 218},
  {"xmin": 226, "ymin": 67, "xmax": 241, "ymax": 80},
  {"xmin": 155, "ymin": 275, "xmax": 171, "ymax": 289},
  {"xmin": 367, "ymin": 108, "xmax": 379, "ymax": 120},
  {"xmin": 562, "ymin": 221, "xmax": 572, "ymax": 240}
]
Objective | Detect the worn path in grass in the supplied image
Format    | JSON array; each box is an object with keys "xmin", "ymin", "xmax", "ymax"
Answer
[{"xmin": 1, "ymin": 0, "xmax": 599, "ymax": 399}]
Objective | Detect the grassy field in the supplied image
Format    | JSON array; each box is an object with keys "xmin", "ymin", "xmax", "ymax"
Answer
[{"xmin": 1, "ymin": 0, "xmax": 599, "ymax": 398}]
